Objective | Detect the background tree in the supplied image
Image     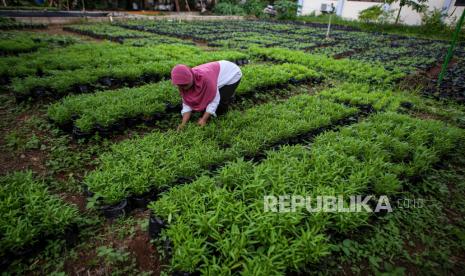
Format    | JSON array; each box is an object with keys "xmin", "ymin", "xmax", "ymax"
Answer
[{"xmin": 387, "ymin": 0, "xmax": 428, "ymax": 24}]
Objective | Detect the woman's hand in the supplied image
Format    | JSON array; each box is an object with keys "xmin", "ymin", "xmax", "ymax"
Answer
[
  {"xmin": 178, "ymin": 112, "xmax": 191, "ymax": 131},
  {"xmin": 198, "ymin": 112, "xmax": 211, "ymax": 127},
  {"xmin": 177, "ymin": 124, "xmax": 185, "ymax": 131},
  {"xmin": 197, "ymin": 118, "xmax": 207, "ymax": 126}
]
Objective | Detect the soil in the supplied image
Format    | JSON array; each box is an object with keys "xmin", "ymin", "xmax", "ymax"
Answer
[
  {"xmin": 64, "ymin": 210, "xmax": 161, "ymax": 275},
  {"xmin": 0, "ymin": 97, "xmax": 49, "ymax": 176},
  {"xmin": 333, "ymin": 48, "xmax": 364, "ymax": 60},
  {"xmin": 127, "ymin": 229, "xmax": 160, "ymax": 274},
  {"xmin": 61, "ymin": 192, "xmax": 88, "ymax": 212},
  {"xmin": 425, "ymin": 59, "xmax": 457, "ymax": 79},
  {"xmin": 0, "ymin": 148, "xmax": 48, "ymax": 176},
  {"xmin": 409, "ymin": 111, "xmax": 444, "ymax": 122}
]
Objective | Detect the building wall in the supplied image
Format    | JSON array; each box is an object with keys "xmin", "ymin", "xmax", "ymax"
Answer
[
  {"xmin": 300, "ymin": 0, "xmax": 463, "ymax": 25},
  {"xmin": 301, "ymin": 0, "xmax": 339, "ymax": 16}
]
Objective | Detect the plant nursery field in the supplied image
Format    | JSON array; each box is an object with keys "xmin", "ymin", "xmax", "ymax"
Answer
[{"xmin": 1, "ymin": 18, "xmax": 465, "ymax": 275}]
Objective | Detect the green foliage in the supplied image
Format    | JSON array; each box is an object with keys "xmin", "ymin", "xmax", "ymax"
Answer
[
  {"xmin": 96, "ymin": 246, "xmax": 139, "ymax": 276},
  {"xmin": 0, "ymin": 17, "xmax": 47, "ymax": 30},
  {"xmin": 318, "ymin": 82, "xmax": 417, "ymax": 111},
  {"xmin": 387, "ymin": 0, "xmax": 427, "ymax": 13},
  {"xmin": 85, "ymin": 95, "xmax": 357, "ymax": 204},
  {"xmin": 0, "ymin": 31, "xmax": 77, "ymax": 55},
  {"xmin": 358, "ymin": 5, "xmax": 384, "ymax": 23},
  {"xmin": 4, "ymin": 130, "xmax": 40, "ymax": 151},
  {"xmin": 213, "ymin": 2, "xmax": 246, "ymax": 15},
  {"xmin": 97, "ymin": 246, "xmax": 131, "ymax": 265},
  {"xmin": 421, "ymin": 8, "xmax": 449, "ymax": 34},
  {"xmin": 148, "ymin": 112, "xmax": 464, "ymax": 273},
  {"xmin": 47, "ymin": 63, "xmax": 320, "ymax": 132},
  {"xmin": 4, "ymin": 43, "xmax": 246, "ymax": 98},
  {"xmin": 243, "ymin": 0, "xmax": 265, "ymax": 17},
  {"xmin": 249, "ymin": 47, "xmax": 405, "ymax": 85},
  {"xmin": 275, "ymin": 0, "xmax": 300, "ymax": 20},
  {"xmin": 387, "ymin": 0, "xmax": 428, "ymax": 24},
  {"xmin": 0, "ymin": 171, "xmax": 80, "ymax": 256}
]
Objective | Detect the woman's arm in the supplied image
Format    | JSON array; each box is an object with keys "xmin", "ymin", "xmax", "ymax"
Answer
[
  {"xmin": 178, "ymin": 103, "xmax": 192, "ymax": 131},
  {"xmin": 198, "ymin": 112, "xmax": 210, "ymax": 126},
  {"xmin": 205, "ymin": 90, "xmax": 221, "ymax": 116},
  {"xmin": 199, "ymin": 90, "xmax": 221, "ymax": 126},
  {"xmin": 178, "ymin": 111, "xmax": 191, "ymax": 131}
]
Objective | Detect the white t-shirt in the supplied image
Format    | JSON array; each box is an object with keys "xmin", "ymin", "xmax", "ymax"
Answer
[{"xmin": 181, "ymin": 60, "xmax": 242, "ymax": 116}]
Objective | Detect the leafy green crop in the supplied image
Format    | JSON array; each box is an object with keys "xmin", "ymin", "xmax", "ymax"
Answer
[
  {"xmin": 85, "ymin": 95, "xmax": 357, "ymax": 204},
  {"xmin": 47, "ymin": 63, "xmax": 319, "ymax": 132},
  {"xmin": 0, "ymin": 171, "xmax": 80, "ymax": 256},
  {"xmin": 4, "ymin": 43, "xmax": 246, "ymax": 98},
  {"xmin": 249, "ymin": 47, "xmax": 405, "ymax": 85},
  {"xmin": 148, "ymin": 112, "xmax": 464, "ymax": 274},
  {"xmin": 318, "ymin": 82, "xmax": 416, "ymax": 111},
  {"xmin": 64, "ymin": 23, "xmax": 150, "ymax": 39},
  {"xmin": 0, "ymin": 31, "xmax": 77, "ymax": 56}
]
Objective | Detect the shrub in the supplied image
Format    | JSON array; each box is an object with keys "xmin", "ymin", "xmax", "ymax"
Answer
[
  {"xmin": 275, "ymin": 0, "xmax": 300, "ymax": 20},
  {"xmin": 243, "ymin": 0, "xmax": 265, "ymax": 17},
  {"xmin": 421, "ymin": 8, "xmax": 449, "ymax": 33},
  {"xmin": 213, "ymin": 2, "xmax": 246, "ymax": 15},
  {"xmin": 359, "ymin": 5, "xmax": 384, "ymax": 23}
]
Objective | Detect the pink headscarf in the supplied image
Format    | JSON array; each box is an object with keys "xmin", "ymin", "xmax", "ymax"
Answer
[{"xmin": 171, "ymin": 62, "xmax": 220, "ymax": 111}]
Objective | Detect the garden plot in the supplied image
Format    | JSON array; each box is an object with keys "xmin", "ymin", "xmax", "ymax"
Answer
[
  {"xmin": 148, "ymin": 112, "xmax": 464, "ymax": 274},
  {"xmin": 2, "ymin": 20, "xmax": 465, "ymax": 275},
  {"xmin": 47, "ymin": 63, "xmax": 321, "ymax": 137},
  {"xmin": 423, "ymin": 58, "xmax": 465, "ymax": 103},
  {"xmin": 3, "ymin": 43, "xmax": 246, "ymax": 101},
  {"xmin": 0, "ymin": 171, "xmax": 80, "ymax": 268},
  {"xmin": 0, "ymin": 31, "xmax": 78, "ymax": 56},
  {"xmin": 85, "ymin": 94, "xmax": 358, "ymax": 207},
  {"xmin": 63, "ymin": 23, "xmax": 151, "ymax": 41},
  {"xmin": 115, "ymin": 19, "xmax": 457, "ymax": 74},
  {"xmin": 0, "ymin": 17, "xmax": 47, "ymax": 30}
]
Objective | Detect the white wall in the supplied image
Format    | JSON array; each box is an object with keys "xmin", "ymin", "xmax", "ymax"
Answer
[
  {"xmin": 300, "ymin": 0, "xmax": 463, "ymax": 26},
  {"xmin": 444, "ymin": 0, "xmax": 465, "ymax": 25},
  {"xmin": 340, "ymin": 1, "xmax": 382, "ymax": 20},
  {"xmin": 301, "ymin": 0, "xmax": 338, "ymax": 16}
]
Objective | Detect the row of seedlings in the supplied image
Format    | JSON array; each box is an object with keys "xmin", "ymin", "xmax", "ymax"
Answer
[
  {"xmin": 63, "ymin": 23, "xmax": 194, "ymax": 47},
  {"xmin": 47, "ymin": 63, "xmax": 322, "ymax": 138},
  {"xmin": 147, "ymin": 112, "xmax": 465, "ymax": 274},
  {"xmin": 249, "ymin": 46, "xmax": 405, "ymax": 85},
  {"xmin": 0, "ymin": 32, "xmax": 78, "ymax": 56},
  {"xmin": 84, "ymin": 93, "xmax": 360, "ymax": 217},
  {"xmin": 318, "ymin": 82, "xmax": 416, "ymax": 112},
  {"xmin": 0, "ymin": 171, "xmax": 80, "ymax": 270},
  {"xmin": 63, "ymin": 23, "xmax": 151, "ymax": 43},
  {"xmin": 4, "ymin": 43, "xmax": 247, "ymax": 101},
  {"xmin": 0, "ymin": 17, "xmax": 47, "ymax": 30}
]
